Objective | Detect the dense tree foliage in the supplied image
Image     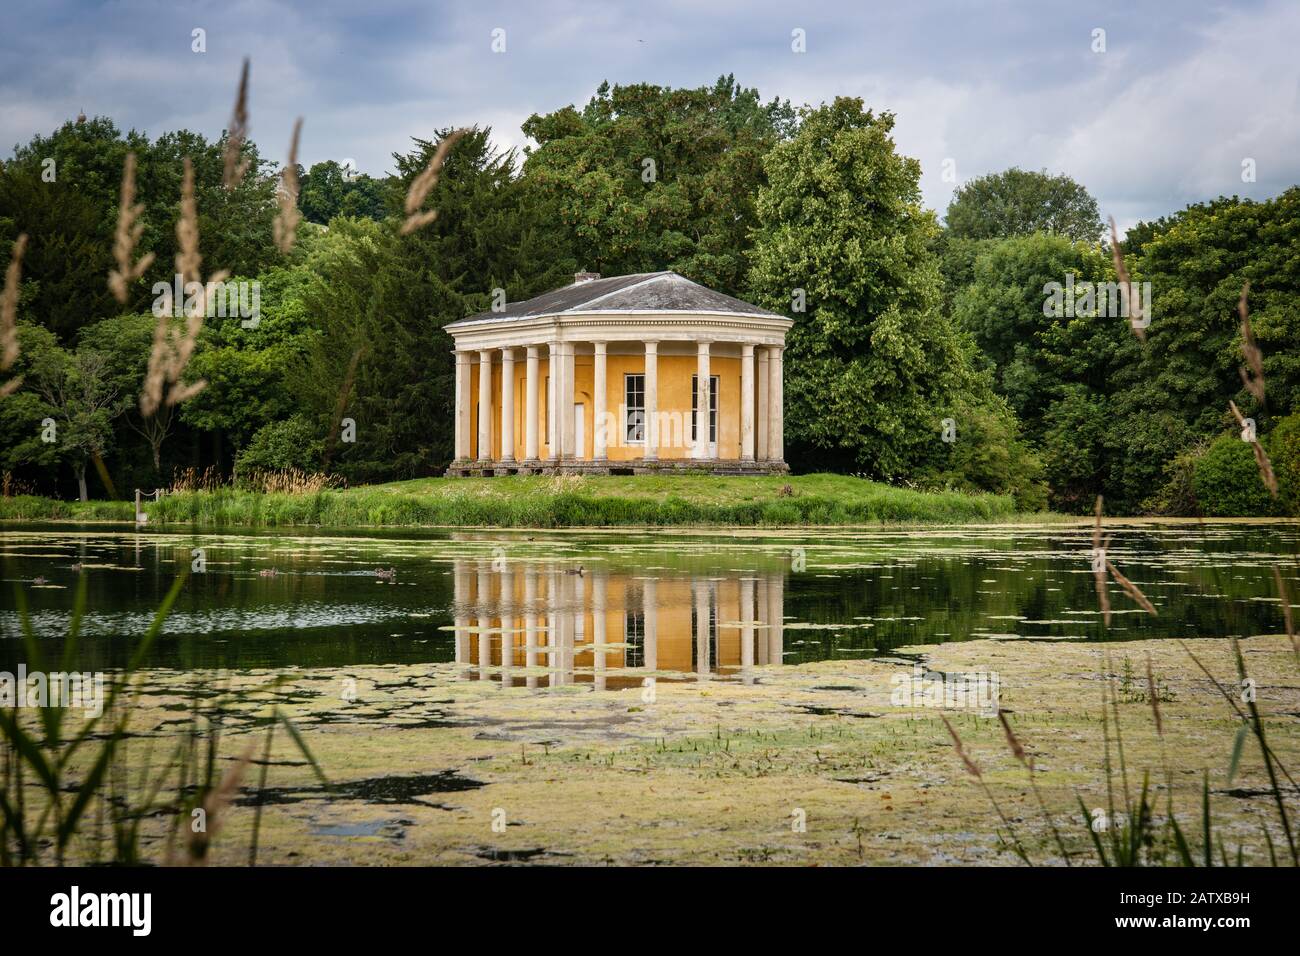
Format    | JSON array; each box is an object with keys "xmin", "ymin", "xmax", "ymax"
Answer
[
  {"xmin": 522, "ymin": 75, "xmax": 794, "ymax": 295},
  {"xmin": 746, "ymin": 98, "xmax": 1045, "ymax": 505},
  {"xmin": 2, "ymin": 79, "xmax": 1297, "ymax": 515},
  {"xmin": 1, "ymin": 119, "xmax": 276, "ymax": 337},
  {"xmin": 945, "ymin": 167, "xmax": 1104, "ymax": 242},
  {"xmin": 299, "ymin": 162, "xmax": 387, "ymax": 223}
]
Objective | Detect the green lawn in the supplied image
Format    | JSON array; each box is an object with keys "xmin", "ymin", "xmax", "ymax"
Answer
[{"xmin": 0, "ymin": 473, "xmax": 1031, "ymax": 528}]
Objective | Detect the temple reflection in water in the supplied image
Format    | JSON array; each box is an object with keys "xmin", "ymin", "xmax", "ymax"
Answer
[{"xmin": 452, "ymin": 558, "xmax": 786, "ymax": 688}]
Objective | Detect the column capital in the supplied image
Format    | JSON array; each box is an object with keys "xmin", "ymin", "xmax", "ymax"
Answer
[
  {"xmin": 526, "ymin": 344, "xmax": 540, "ymax": 358},
  {"xmin": 644, "ymin": 340, "xmax": 659, "ymax": 353},
  {"xmin": 696, "ymin": 340, "xmax": 711, "ymax": 354},
  {"xmin": 742, "ymin": 343, "xmax": 755, "ymax": 357},
  {"xmin": 593, "ymin": 340, "xmax": 607, "ymax": 353}
]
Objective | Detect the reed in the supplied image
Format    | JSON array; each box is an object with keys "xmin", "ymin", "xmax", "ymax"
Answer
[
  {"xmin": 940, "ymin": 715, "xmax": 1031, "ymax": 864},
  {"xmin": 399, "ymin": 129, "xmax": 466, "ymax": 235},
  {"xmin": 107, "ymin": 152, "xmax": 155, "ymax": 303},
  {"xmin": 1108, "ymin": 217, "xmax": 1147, "ymax": 341},
  {"xmin": 0, "ymin": 577, "xmax": 329, "ymax": 866},
  {"xmin": 273, "ymin": 118, "xmax": 304, "ymax": 254},
  {"xmin": 221, "ymin": 59, "xmax": 252, "ymax": 190},
  {"xmin": 1238, "ymin": 282, "xmax": 1265, "ymax": 405},
  {"xmin": 1, "ymin": 233, "xmax": 26, "ymax": 398},
  {"xmin": 1229, "ymin": 399, "xmax": 1278, "ymax": 498},
  {"xmin": 141, "ymin": 158, "xmax": 227, "ymax": 416}
]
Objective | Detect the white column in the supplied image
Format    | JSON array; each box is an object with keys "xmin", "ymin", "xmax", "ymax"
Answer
[
  {"xmin": 756, "ymin": 576, "xmax": 769, "ymax": 665},
  {"xmin": 741, "ymin": 344, "xmax": 755, "ymax": 462},
  {"xmin": 560, "ymin": 343, "xmax": 575, "ymax": 460},
  {"xmin": 454, "ymin": 351, "xmax": 471, "ymax": 461},
  {"xmin": 593, "ymin": 341, "xmax": 607, "ymax": 461},
  {"xmin": 525, "ymin": 346, "xmax": 540, "ymax": 461},
  {"xmin": 546, "ymin": 344, "xmax": 557, "ymax": 460},
  {"xmin": 757, "ymin": 348, "xmax": 770, "ymax": 461},
  {"xmin": 477, "ymin": 349, "xmax": 492, "ymax": 462},
  {"xmin": 643, "ymin": 342, "xmax": 658, "ymax": 461},
  {"xmin": 694, "ymin": 342, "xmax": 711, "ymax": 459},
  {"xmin": 769, "ymin": 346, "xmax": 784, "ymax": 463},
  {"xmin": 642, "ymin": 577, "xmax": 658, "ymax": 671},
  {"xmin": 500, "ymin": 348, "xmax": 515, "ymax": 462}
]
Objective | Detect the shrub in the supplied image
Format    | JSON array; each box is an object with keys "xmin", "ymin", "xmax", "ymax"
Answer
[
  {"xmin": 1143, "ymin": 439, "xmax": 1208, "ymax": 516},
  {"xmin": 1270, "ymin": 412, "xmax": 1300, "ymax": 515},
  {"xmin": 235, "ymin": 416, "xmax": 324, "ymax": 475},
  {"xmin": 1191, "ymin": 432, "xmax": 1282, "ymax": 517}
]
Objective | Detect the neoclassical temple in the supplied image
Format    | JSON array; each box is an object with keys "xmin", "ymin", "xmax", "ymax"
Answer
[{"xmin": 444, "ymin": 271, "xmax": 792, "ymax": 475}]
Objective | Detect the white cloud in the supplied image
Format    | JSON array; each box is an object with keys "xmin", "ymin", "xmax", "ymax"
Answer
[{"xmin": 1, "ymin": 0, "xmax": 1295, "ymax": 230}]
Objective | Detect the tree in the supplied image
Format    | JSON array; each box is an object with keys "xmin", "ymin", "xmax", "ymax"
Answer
[
  {"xmin": 0, "ymin": 166, "xmax": 116, "ymax": 340},
  {"xmin": 1110, "ymin": 188, "xmax": 1300, "ymax": 511},
  {"xmin": 12, "ymin": 324, "xmax": 124, "ymax": 499},
  {"xmin": 747, "ymin": 97, "xmax": 981, "ymax": 478},
  {"xmin": 522, "ymin": 75, "xmax": 794, "ymax": 296},
  {"xmin": 80, "ymin": 313, "xmax": 185, "ymax": 476},
  {"xmin": 950, "ymin": 233, "xmax": 1125, "ymax": 436},
  {"xmin": 288, "ymin": 128, "xmax": 576, "ymax": 481},
  {"xmin": 945, "ymin": 168, "xmax": 1103, "ymax": 243},
  {"xmin": 1, "ymin": 117, "xmax": 280, "ymax": 333},
  {"xmin": 299, "ymin": 162, "xmax": 388, "ymax": 223}
]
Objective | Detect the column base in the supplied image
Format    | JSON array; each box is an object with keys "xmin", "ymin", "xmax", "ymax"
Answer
[{"xmin": 445, "ymin": 458, "xmax": 788, "ymax": 477}]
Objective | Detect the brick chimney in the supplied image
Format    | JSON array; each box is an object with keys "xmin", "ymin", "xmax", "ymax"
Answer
[{"xmin": 574, "ymin": 271, "xmax": 601, "ymax": 284}]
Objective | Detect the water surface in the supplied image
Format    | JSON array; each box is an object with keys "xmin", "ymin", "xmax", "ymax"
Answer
[{"xmin": 2, "ymin": 523, "xmax": 1297, "ymax": 680}]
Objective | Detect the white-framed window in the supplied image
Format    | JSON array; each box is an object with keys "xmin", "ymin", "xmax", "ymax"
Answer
[
  {"xmin": 691, "ymin": 375, "xmax": 719, "ymax": 443},
  {"xmin": 625, "ymin": 373, "xmax": 645, "ymax": 443}
]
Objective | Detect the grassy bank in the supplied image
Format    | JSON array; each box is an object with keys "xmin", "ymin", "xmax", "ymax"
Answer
[{"xmin": 0, "ymin": 473, "xmax": 1023, "ymax": 528}]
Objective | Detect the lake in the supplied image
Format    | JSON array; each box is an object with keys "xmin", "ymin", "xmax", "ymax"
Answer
[{"xmin": 3, "ymin": 521, "xmax": 1296, "ymax": 679}]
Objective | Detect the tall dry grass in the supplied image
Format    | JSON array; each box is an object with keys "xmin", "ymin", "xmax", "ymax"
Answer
[
  {"xmin": 273, "ymin": 118, "xmax": 303, "ymax": 254},
  {"xmin": 222, "ymin": 58, "xmax": 252, "ymax": 190},
  {"xmin": 399, "ymin": 128, "xmax": 466, "ymax": 235},
  {"xmin": 107, "ymin": 152, "xmax": 155, "ymax": 303},
  {"xmin": 1, "ymin": 233, "xmax": 26, "ymax": 398},
  {"xmin": 1238, "ymin": 281, "xmax": 1265, "ymax": 406},
  {"xmin": 141, "ymin": 158, "xmax": 228, "ymax": 417},
  {"xmin": 1108, "ymin": 216, "xmax": 1147, "ymax": 341},
  {"xmin": 1229, "ymin": 399, "xmax": 1278, "ymax": 498},
  {"xmin": 239, "ymin": 468, "xmax": 345, "ymax": 494}
]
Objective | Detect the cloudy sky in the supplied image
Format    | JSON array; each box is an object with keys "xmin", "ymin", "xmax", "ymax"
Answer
[{"xmin": 3, "ymin": 0, "xmax": 1297, "ymax": 231}]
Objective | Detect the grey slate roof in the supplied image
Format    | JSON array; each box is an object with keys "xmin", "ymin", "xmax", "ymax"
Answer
[{"xmin": 448, "ymin": 271, "xmax": 783, "ymax": 328}]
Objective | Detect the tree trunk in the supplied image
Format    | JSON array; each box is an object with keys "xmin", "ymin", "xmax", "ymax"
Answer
[{"xmin": 75, "ymin": 462, "xmax": 88, "ymax": 502}]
